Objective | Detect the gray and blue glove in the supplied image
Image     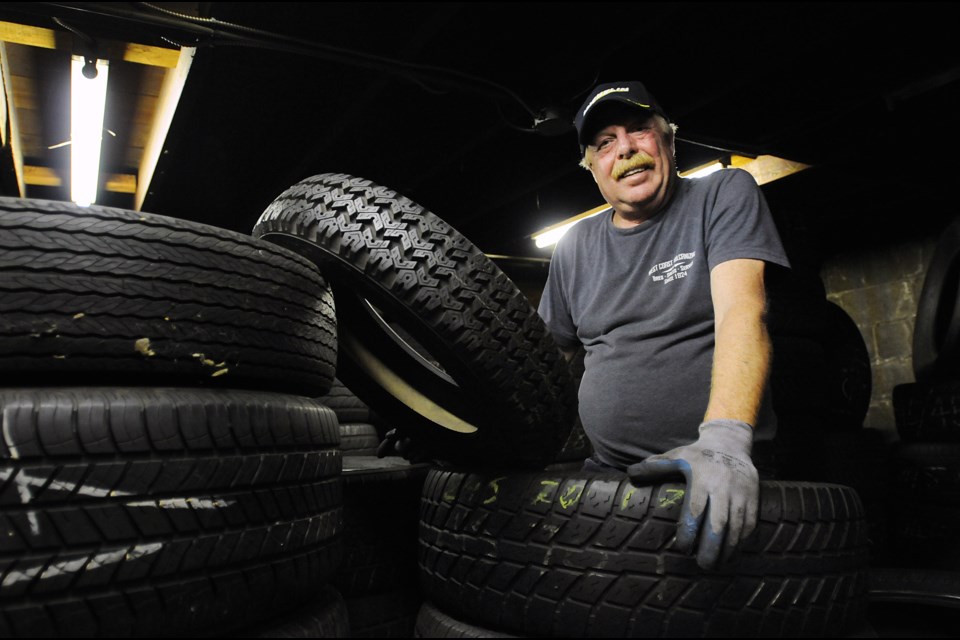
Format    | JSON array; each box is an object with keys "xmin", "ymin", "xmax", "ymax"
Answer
[{"xmin": 627, "ymin": 418, "xmax": 759, "ymax": 569}]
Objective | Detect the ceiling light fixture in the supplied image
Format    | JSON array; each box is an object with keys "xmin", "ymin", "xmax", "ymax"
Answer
[
  {"xmin": 532, "ymin": 154, "xmax": 811, "ymax": 249},
  {"xmin": 681, "ymin": 160, "xmax": 726, "ymax": 179},
  {"xmin": 532, "ymin": 204, "xmax": 611, "ymax": 249},
  {"xmin": 70, "ymin": 54, "xmax": 109, "ymax": 206}
]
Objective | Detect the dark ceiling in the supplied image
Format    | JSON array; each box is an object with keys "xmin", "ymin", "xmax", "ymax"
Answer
[{"xmin": 3, "ymin": 2, "xmax": 960, "ymax": 275}]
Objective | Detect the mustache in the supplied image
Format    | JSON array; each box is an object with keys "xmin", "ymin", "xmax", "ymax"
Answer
[{"xmin": 613, "ymin": 153, "xmax": 656, "ymax": 180}]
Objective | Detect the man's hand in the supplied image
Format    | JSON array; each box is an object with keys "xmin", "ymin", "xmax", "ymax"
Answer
[{"xmin": 626, "ymin": 419, "xmax": 759, "ymax": 570}]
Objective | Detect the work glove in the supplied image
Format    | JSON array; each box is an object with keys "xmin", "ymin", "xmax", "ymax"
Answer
[
  {"xmin": 627, "ymin": 418, "xmax": 759, "ymax": 570},
  {"xmin": 376, "ymin": 427, "xmax": 432, "ymax": 464}
]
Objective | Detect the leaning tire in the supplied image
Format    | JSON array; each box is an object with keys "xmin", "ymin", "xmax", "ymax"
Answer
[
  {"xmin": 253, "ymin": 173, "xmax": 577, "ymax": 468},
  {"xmin": 0, "ymin": 197, "xmax": 337, "ymax": 396},
  {"xmin": 0, "ymin": 387, "xmax": 343, "ymax": 637},
  {"xmin": 419, "ymin": 469, "xmax": 869, "ymax": 637},
  {"xmin": 913, "ymin": 216, "xmax": 960, "ymax": 381}
]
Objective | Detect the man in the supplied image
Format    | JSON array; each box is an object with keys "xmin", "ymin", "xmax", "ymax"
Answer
[{"xmin": 537, "ymin": 81, "xmax": 791, "ymax": 569}]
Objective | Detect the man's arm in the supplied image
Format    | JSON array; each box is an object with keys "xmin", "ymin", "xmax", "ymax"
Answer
[
  {"xmin": 704, "ymin": 258, "xmax": 771, "ymax": 424},
  {"xmin": 627, "ymin": 258, "xmax": 769, "ymax": 569}
]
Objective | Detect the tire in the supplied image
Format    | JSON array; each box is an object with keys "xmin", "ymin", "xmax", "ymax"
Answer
[
  {"xmin": 769, "ymin": 336, "xmax": 829, "ymax": 418},
  {"xmin": 821, "ymin": 301, "xmax": 871, "ymax": 430},
  {"xmin": 769, "ymin": 305, "xmax": 871, "ymax": 432},
  {"xmin": 319, "ymin": 377, "xmax": 374, "ymax": 424},
  {"xmin": 234, "ymin": 585, "xmax": 351, "ymax": 637},
  {"xmin": 913, "ymin": 216, "xmax": 960, "ymax": 382},
  {"xmin": 0, "ymin": 197, "xmax": 336, "ymax": 396},
  {"xmin": 893, "ymin": 380, "xmax": 960, "ymax": 442},
  {"xmin": 419, "ymin": 469, "xmax": 869, "ymax": 637},
  {"xmin": 344, "ymin": 589, "xmax": 423, "ymax": 638},
  {"xmin": 764, "ymin": 264, "xmax": 828, "ymax": 340},
  {"xmin": 415, "ymin": 600, "xmax": 518, "ymax": 638},
  {"xmin": 339, "ymin": 423, "xmax": 383, "ymax": 456},
  {"xmin": 884, "ymin": 441, "xmax": 960, "ymax": 569},
  {"xmin": 868, "ymin": 566, "xmax": 960, "ymax": 608},
  {"xmin": 335, "ymin": 456, "xmax": 430, "ymax": 597},
  {"xmin": 892, "ymin": 441, "xmax": 960, "ymax": 503},
  {"xmin": 552, "ymin": 346, "xmax": 592, "ymax": 463},
  {"xmin": 253, "ymin": 173, "xmax": 577, "ymax": 468},
  {"xmin": 816, "ymin": 429, "xmax": 892, "ymax": 563},
  {"xmin": 859, "ymin": 566, "xmax": 960, "ymax": 638},
  {"xmin": 0, "ymin": 387, "xmax": 343, "ymax": 637}
]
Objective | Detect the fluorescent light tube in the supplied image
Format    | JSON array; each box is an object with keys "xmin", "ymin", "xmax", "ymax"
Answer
[{"xmin": 70, "ymin": 56, "xmax": 109, "ymax": 206}]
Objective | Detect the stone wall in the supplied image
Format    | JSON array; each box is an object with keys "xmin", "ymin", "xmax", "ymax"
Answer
[{"xmin": 820, "ymin": 235, "xmax": 938, "ymax": 441}]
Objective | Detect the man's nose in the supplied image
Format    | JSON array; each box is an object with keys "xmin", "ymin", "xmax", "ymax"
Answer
[{"xmin": 616, "ymin": 130, "xmax": 638, "ymax": 158}]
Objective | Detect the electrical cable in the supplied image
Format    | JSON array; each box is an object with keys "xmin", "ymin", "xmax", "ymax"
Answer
[{"xmin": 47, "ymin": 2, "xmax": 538, "ymax": 118}]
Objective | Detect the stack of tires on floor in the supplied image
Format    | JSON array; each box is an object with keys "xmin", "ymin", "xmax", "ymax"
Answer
[
  {"xmin": 765, "ymin": 268, "xmax": 891, "ymax": 565},
  {"xmin": 317, "ymin": 378, "xmax": 430, "ymax": 637},
  {"xmin": 0, "ymin": 197, "xmax": 347, "ymax": 636},
  {"xmin": 250, "ymin": 173, "xmax": 873, "ymax": 637},
  {"xmin": 873, "ymin": 215, "xmax": 960, "ymax": 628}
]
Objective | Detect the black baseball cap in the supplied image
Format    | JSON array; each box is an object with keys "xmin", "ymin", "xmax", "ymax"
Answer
[{"xmin": 574, "ymin": 81, "xmax": 670, "ymax": 153}]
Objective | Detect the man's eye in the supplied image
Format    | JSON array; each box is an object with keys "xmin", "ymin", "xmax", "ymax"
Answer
[{"xmin": 597, "ymin": 138, "xmax": 612, "ymax": 150}]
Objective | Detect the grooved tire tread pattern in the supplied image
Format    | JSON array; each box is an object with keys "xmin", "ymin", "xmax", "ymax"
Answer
[
  {"xmin": 893, "ymin": 380, "xmax": 960, "ymax": 442},
  {"xmin": 253, "ymin": 173, "xmax": 576, "ymax": 468},
  {"xmin": 237, "ymin": 584, "xmax": 351, "ymax": 637},
  {"xmin": 419, "ymin": 469, "xmax": 869, "ymax": 637},
  {"xmin": 318, "ymin": 378, "xmax": 372, "ymax": 424},
  {"xmin": 339, "ymin": 423, "xmax": 382, "ymax": 456},
  {"xmin": 415, "ymin": 600, "xmax": 517, "ymax": 638},
  {"xmin": 0, "ymin": 388, "xmax": 344, "ymax": 637},
  {"xmin": 0, "ymin": 197, "xmax": 336, "ymax": 396}
]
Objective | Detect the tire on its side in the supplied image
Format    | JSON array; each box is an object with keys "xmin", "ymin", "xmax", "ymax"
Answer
[
  {"xmin": 0, "ymin": 197, "xmax": 337, "ymax": 396},
  {"xmin": 338, "ymin": 423, "xmax": 383, "ymax": 456},
  {"xmin": 253, "ymin": 173, "xmax": 577, "ymax": 469},
  {"xmin": 415, "ymin": 601, "xmax": 517, "ymax": 638},
  {"xmin": 0, "ymin": 387, "xmax": 343, "ymax": 638},
  {"xmin": 236, "ymin": 585, "xmax": 351, "ymax": 638},
  {"xmin": 319, "ymin": 377, "xmax": 375, "ymax": 424},
  {"xmin": 419, "ymin": 469, "xmax": 869, "ymax": 638},
  {"xmin": 893, "ymin": 380, "xmax": 960, "ymax": 442}
]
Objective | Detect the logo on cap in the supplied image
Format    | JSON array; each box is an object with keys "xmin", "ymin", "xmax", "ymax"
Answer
[{"xmin": 583, "ymin": 86, "xmax": 651, "ymax": 116}]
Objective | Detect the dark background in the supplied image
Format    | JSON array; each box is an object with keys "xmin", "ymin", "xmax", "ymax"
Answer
[{"xmin": 4, "ymin": 2, "xmax": 960, "ymax": 273}]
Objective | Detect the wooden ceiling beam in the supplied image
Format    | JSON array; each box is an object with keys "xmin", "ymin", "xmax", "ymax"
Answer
[
  {"xmin": 0, "ymin": 42, "xmax": 25, "ymax": 196},
  {"xmin": 0, "ymin": 20, "xmax": 180, "ymax": 68},
  {"xmin": 23, "ymin": 165, "xmax": 137, "ymax": 193}
]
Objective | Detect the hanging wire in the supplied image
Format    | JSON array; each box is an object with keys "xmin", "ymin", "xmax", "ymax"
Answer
[{"xmin": 133, "ymin": 2, "xmax": 540, "ymax": 119}]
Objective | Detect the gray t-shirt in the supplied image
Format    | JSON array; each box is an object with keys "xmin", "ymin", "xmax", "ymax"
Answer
[{"xmin": 538, "ymin": 169, "xmax": 791, "ymax": 469}]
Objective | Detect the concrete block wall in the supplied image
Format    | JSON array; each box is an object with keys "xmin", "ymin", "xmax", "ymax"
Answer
[{"xmin": 820, "ymin": 235, "xmax": 938, "ymax": 441}]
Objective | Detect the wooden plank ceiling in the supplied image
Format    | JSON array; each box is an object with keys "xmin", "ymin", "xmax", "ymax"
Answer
[{"xmin": 0, "ymin": 4, "xmax": 198, "ymax": 210}]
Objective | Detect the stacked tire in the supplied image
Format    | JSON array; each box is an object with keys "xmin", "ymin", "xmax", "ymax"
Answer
[
  {"xmin": 0, "ymin": 198, "xmax": 344, "ymax": 636},
  {"xmin": 318, "ymin": 377, "xmax": 430, "ymax": 636},
  {"xmin": 765, "ymin": 266, "xmax": 891, "ymax": 562},
  {"xmin": 888, "ymin": 216, "xmax": 960, "ymax": 572}
]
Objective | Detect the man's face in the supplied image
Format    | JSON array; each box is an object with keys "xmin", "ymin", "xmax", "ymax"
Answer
[{"xmin": 584, "ymin": 106, "xmax": 677, "ymax": 224}]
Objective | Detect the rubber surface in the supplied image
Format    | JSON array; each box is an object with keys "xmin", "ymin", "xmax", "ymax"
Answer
[
  {"xmin": 0, "ymin": 387, "xmax": 344, "ymax": 637},
  {"xmin": 913, "ymin": 216, "xmax": 960, "ymax": 382},
  {"xmin": 419, "ymin": 469, "xmax": 869, "ymax": 637},
  {"xmin": 0, "ymin": 197, "xmax": 337, "ymax": 396},
  {"xmin": 253, "ymin": 173, "xmax": 577, "ymax": 468}
]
